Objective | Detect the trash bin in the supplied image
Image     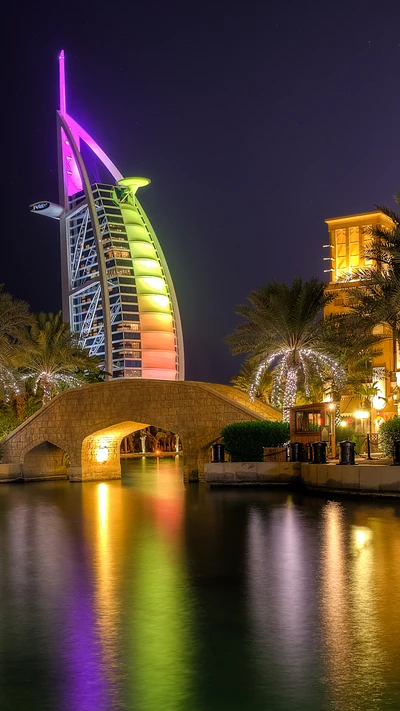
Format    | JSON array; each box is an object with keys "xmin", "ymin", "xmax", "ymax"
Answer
[
  {"xmin": 338, "ymin": 440, "xmax": 356, "ymax": 465},
  {"xmin": 212, "ymin": 443, "xmax": 225, "ymax": 463},
  {"xmin": 393, "ymin": 440, "xmax": 400, "ymax": 466},
  {"xmin": 290, "ymin": 442, "xmax": 305, "ymax": 462},
  {"xmin": 312, "ymin": 441, "xmax": 327, "ymax": 464}
]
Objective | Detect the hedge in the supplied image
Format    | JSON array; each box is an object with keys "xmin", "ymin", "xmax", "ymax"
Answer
[
  {"xmin": 221, "ymin": 420, "xmax": 290, "ymax": 462},
  {"xmin": 378, "ymin": 417, "xmax": 400, "ymax": 457}
]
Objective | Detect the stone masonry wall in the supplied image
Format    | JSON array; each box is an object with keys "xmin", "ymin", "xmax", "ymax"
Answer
[{"xmin": 1, "ymin": 380, "xmax": 280, "ymax": 482}]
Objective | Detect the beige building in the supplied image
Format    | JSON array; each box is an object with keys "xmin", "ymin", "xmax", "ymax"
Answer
[{"xmin": 323, "ymin": 211, "xmax": 396, "ymax": 429}]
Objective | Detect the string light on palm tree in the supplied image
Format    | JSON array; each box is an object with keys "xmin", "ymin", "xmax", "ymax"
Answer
[
  {"xmin": 227, "ymin": 277, "xmax": 346, "ymax": 422},
  {"xmin": 17, "ymin": 312, "xmax": 103, "ymax": 405},
  {"xmin": 250, "ymin": 347, "xmax": 345, "ymax": 421}
]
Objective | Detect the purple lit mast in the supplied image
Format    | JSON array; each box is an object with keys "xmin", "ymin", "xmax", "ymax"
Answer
[{"xmin": 29, "ymin": 51, "xmax": 184, "ymax": 381}]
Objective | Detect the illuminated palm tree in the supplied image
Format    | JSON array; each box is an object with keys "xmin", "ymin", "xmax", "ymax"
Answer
[
  {"xmin": 0, "ymin": 285, "xmax": 31, "ymax": 401},
  {"xmin": 17, "ymin": 312, "xmax": 103, "ymax": 405},
  {"xmin": 226, "ymin": 278, "xmax": 345, "ymax": 421},
  {"xmin": 230, "ymin": 361, "xmax": 273, "ymax": 403}
]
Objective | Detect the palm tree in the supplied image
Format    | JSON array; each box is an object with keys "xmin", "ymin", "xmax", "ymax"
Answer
[
  {"xmin": 350, "ymin": 196, "xmax": 400, "ymax": 374},
  {"xmin": 17, "ymin": 312, "xmax": 103, "ymax": 405},
  {"xmin": 226, "ymin": 278, "xmax": 345, "ymax": 420},
  {"xmin": 0, "ymin": 285, "xmax": 31, "ymax": 401},
  {"xmin": 320, "ymin": 313, "xmax": 384, "ymax": 400},
  {"xmin": 230, "ymin": 361, "xmax": 273, "ymax": 403}
]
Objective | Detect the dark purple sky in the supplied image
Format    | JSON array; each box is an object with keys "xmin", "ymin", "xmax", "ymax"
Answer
[{"xmin": 3, "ymin": 0, "xmax": 400, "ymax": 383}]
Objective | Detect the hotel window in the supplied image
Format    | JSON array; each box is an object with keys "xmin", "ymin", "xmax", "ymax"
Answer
[
  {"xmin": 125, "ymin": 369, "xmax": 142, "ymax": 378},
  {"xmin": 121, "ymin": 295, "xmax": 137, "ymax": 303},
  {"xmin": 335, "ymin": 228, "xmax": 347, "ymax": 278},
  {"xmin": 295, "ymin": 411, "xmax": 321, "ymax": 432},
  {"xmin": 362, "ymin": 225, "xmax": 373, "ymax": 266},
  {"xmin": 125, "ymin": 340, "xmax": 141, "ymax": 348},
  {"xmin": 349, "ymin": 226, "xmax": 360, "ymax": 270}
]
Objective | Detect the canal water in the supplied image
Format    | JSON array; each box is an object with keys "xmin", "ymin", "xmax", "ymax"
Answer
[{"xmin": 0, "ymin": 458, "xmax": 400, "ymax": 710}]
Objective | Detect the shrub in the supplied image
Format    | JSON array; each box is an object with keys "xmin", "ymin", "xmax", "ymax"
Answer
[
  {"xmin": 0, "ymin": 404, "xmax": 20, "ymax": 441},
  {"xmin": 378, "ymin": 417, "xmax": 400, "ymax": 457},
  {"xmin": 222, "ymin": 420, "xmax": 290, "ymax": 462},
  {"xmin": 335, "ymin": 426, "xmax": 368, "ymax": 455},
  {"xmin": 336, "ymin": 426, "xmax": 357, "ymax": 443}
]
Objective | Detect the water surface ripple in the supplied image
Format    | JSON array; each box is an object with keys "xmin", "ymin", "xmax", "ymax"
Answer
[{"xmin": 0, "ymin": 457, "xmax": 400, "ymax": 710}]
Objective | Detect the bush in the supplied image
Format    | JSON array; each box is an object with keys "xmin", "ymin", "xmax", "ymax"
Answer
[
  {"xmin": 336, "ymin": 426, "xmax": 357, "ymax": 443},
  {"xmin": 222, "ymin": 420, "xmax": 290, "ymax": 462},
  {"xmin": 378, "ymin": 417, "xmax": 400, "ymax": 457},
  {"xmin": 0, "ymin": 404, "xmax": 20, "ymax": 441}
]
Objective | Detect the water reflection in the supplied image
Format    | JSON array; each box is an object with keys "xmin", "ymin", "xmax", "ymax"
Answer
[
  {"xmin": 247, "ymin": 496, "xmax": 319, "ymax": 707},
  {"xmin": 320, "ymin": 504, "xmax": 389, "ymax": 710},
  {"xmin": 320, "ymin": 501, "xmax": 351, "ymax": 708},
  {"xmin": 1, "ymin": 464, "xmax": 400, "ymax": 710}
]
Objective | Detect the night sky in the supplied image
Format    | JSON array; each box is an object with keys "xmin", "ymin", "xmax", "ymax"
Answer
[{"xmin": 3, "ymin": 0, "xmax": 400, "ymax": 384}]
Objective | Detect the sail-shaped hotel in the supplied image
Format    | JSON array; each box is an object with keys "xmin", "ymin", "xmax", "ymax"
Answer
[{"xmin": 30, "ymin": 51, "xmax": 184, "ymax": 380}]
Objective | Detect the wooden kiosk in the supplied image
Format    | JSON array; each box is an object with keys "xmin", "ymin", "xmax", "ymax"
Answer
[{"xmin": 289, "ymin": 402, "xmax": 337, "ymax": 458}]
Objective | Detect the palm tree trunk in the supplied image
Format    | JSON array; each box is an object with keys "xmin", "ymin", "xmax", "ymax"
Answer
[
  {"xmin": 41, "ymin": 377, "xmax": 52, "ymax": 406},
  {"xmin": 282, "ymin": 368, "xmax": 298, "ymax": 422}
]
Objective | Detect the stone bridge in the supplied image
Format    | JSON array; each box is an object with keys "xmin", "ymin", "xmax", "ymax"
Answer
[{"xmin": 0, "ymin": 379, "xmax": 280, "ymax": 483}]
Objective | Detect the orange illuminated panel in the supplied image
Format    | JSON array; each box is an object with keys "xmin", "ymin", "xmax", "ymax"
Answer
[
  {"xmin": 140, "ymin": 313, "xmax": 174, "ymax": 332},
  {"xmin": 142, "ymin": 368, "xmax": 176, "ymax": 380},
  {"xmin": 142, "ymin": 350, "xmax": 176, "ymax": 369},
  {"xmin": 142, "ymin": 332, "xmax": 175, "ymax": 350}
]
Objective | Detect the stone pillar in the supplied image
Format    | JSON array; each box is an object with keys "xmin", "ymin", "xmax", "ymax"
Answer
[
  {"xmin": 81, "ymin": 434, "xmax": 123, "ymax": 481},
  {"xmin": 183, "ymin": 447, "xmax": 209, "ymax": 483}
]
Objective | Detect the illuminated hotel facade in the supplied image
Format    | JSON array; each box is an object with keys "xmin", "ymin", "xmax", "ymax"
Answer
[
  {"xmin": 323, "ymin": 210, "xmax": 396, "ymax": 423},
  {"xmin": 30, "ymin": 51, "xmax": 184, "ymax": 381}
]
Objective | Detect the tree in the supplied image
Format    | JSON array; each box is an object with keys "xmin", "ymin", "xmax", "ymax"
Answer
[
  {"xmin": 319, "ymin": 313, "xmax": 384, "ymax": 401},
  {"xmin": 350, "ymin": 195, "xmax": 400, "ymax": 375},
  {"xmin": 0, "ymin": 285, "xmax": 31, "ymax": 401},
  {"xmin": 226, "ymin": 278, "xmax": 345, "ymax": 420},
  {"xmin": 16, "ymin": 312, "xmax": 103, "ymax": 405},
  {"xmin": 0, "ymin": 402, "xmax": 20, "ymax": 440},
  {"xmin": 230, "ymin": 361, "xmax": 273, "ymax": 403}
]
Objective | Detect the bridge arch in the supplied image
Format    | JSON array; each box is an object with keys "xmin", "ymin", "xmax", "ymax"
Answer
[
  {"xmin": 80, "ymin": 420, "xmax": 149, "ymax": 481},
  {"xmin": 1, "ymin": 380, "xmax": 281, "ymax": 482},
  {"xmin": 22, "ymin": 440, "xmax": 69, "ymax": 481}
]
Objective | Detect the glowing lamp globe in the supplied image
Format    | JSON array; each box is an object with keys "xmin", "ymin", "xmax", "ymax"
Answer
[{"xmin": 96, "ymin": 446, "xmax": 109, "ymax": 463}]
